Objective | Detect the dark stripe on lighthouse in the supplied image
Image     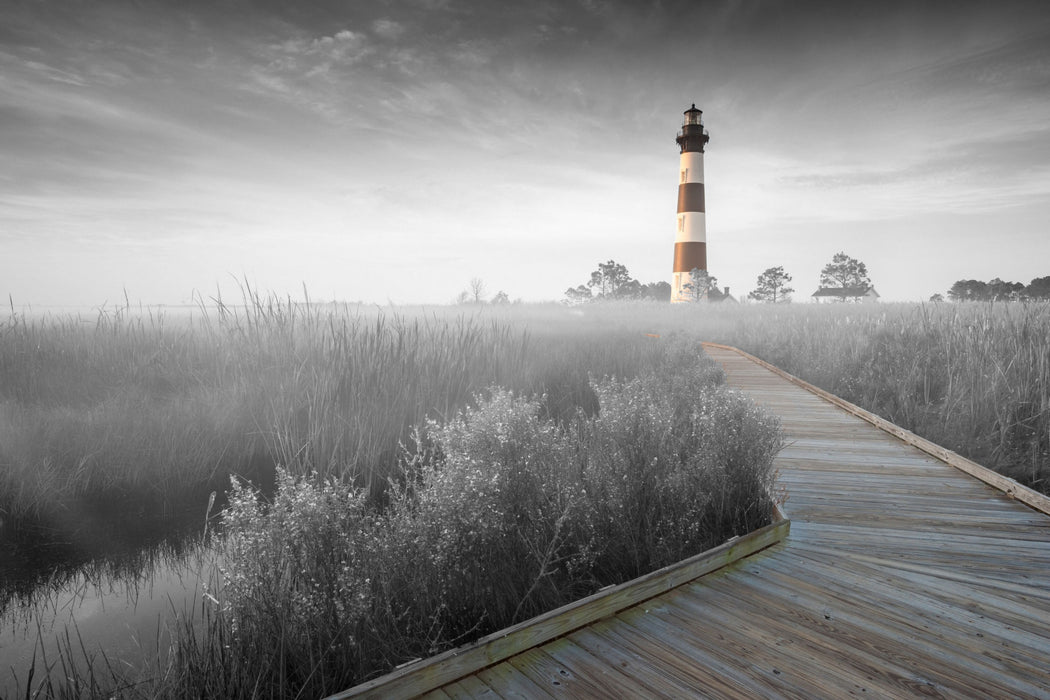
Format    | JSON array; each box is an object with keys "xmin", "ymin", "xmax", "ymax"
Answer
[
  {"xmin": 676, "ymin": 183, "xmax": 705, "ymax": 213},
  {"xmin": 673, "ymin": 241, "xmax": 707, "ymax": 273}
]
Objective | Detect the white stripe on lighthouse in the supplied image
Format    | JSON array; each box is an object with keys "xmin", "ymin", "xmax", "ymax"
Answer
[
  {"xmin": 675, "ymin": 212, "xmax": 706, "ymax": 242},
  {"xmin": 676, "ymin": 150, "xmax": 705, "ymax": 244},
  {"xmin": 679, "ymin": 152, "xmax": 704, "ymax": 184}
]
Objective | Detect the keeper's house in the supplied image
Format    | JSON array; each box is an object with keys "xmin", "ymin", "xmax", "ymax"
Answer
[{"xmin": 811, "ymin": 286, "xmax": 880, "ymax": 303}]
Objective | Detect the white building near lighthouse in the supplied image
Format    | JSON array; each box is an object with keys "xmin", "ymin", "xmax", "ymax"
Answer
[{"xmin": 671, "ymin": 104, "xmax": 710, "ymax": 303}]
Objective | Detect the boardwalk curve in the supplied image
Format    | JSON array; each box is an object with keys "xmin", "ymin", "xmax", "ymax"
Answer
[{"xmin": 331, "ymin": 345, "xmax": 1050, "ymax": 699}]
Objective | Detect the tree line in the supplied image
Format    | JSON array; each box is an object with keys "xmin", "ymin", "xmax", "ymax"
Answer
[
  {"xmin": 943, "ymin": 277, "xmax": 1050, "ymax": 302},
  {"xmin": 558, "ymin": 253, "xmax": 1049, "ymax": 305},
  {"xmin": 564, "ymin": 260, "xmax": 673, "ymax": 302},
  {"xmin": 563, "ymin": 251, "xmax": 872, "ymax": 305}
]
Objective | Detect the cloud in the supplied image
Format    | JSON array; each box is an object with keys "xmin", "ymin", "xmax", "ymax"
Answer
[
  {"xmin": 20, "ymin": 59, "xmax": 88, "ymax": 86},
  {"xmin": 372, "ymin": 19, "xmax": 405, "ymax": 40},
  {"xmin": 272, "ymin": 29, "xmax": 370, "ymax": 64},
  {"xmin": 246, "ymin": 69, "xmax": 292, "ymax": 94},
  {"xmin": 244, "ymin": 27, "xmax": 378, "ymax": 116}
]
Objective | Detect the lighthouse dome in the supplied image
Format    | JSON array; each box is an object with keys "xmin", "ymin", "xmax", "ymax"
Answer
[{"xmin": 683, "ymin": 104, "xmax": 703, "ymax": 126}]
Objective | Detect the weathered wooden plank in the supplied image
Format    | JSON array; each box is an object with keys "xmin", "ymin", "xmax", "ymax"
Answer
[
  {"xmin": 416, "ymin": 690, "xmax": 453, "ymax": 700},
  {"xmin": 746, "ymin": 551, "xmax": 1050, "ymax": 693},
  {"xmin": 530, "ymin": 638, "xmax": 657, "ymax": 698},
  {"xmin": 783, "ymin": 543, "xmax": 1050, "ymax": 658},
  {"xmin": 595, "ymin": 609, "xmax": 786, "ymax": 698},
  {"xmin": 472, "ymin": 663, "xmax": 557, "ymax": 700},
  {"xmin": 618, "ymin": 600, "xmax": 821, "ymax": 697},
  {"xmin": 440, "ymin": 675, "xmax": 499, "ymax": 699},
  {"xmin": 688, "ymin": 567, "xmax": 1041, "ymax": 697},
  {"xmin": 504, "ymin": 647, "xmax": 610, "ymax": 699},
  {"xmin": 664, "ymin": 581, "xmax": 963, "ymax": 698},
  {"xmin": 566, "ymin": 625, "xmax": 708, "ymax": 697}
]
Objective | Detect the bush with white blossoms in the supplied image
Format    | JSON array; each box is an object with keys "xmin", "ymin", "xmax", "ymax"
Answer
[{"xmin": 214, "ymin": 470, "xmax": 375, "ymax": 691}]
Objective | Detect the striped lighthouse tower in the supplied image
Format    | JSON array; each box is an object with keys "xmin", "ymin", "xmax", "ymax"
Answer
[{"xmin": 671, "ymin": 104, "xmax": 710, "ymax": 303}]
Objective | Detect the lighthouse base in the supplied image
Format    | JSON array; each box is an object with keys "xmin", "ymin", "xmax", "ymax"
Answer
[{"xmin": 671, "ymin": 271, "xmax": 710, "ymax": 303}]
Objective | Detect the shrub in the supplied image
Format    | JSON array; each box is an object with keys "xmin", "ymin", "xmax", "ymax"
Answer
[
  {"xmin": 581, "ymin": 353, "xmax": 780, "ymax": 580},
  {"xmin": 383, "ymin": 390, "xmax": 595, "ymax": 637}
]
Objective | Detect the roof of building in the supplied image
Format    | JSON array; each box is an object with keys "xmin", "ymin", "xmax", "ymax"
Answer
[
  {"xmin": 708, "ymin": 287, "xmax": 737, "ymax": 303},
  {"xmin": 811, "ymin": 286, "xmax": 879, "ymax": 298}
]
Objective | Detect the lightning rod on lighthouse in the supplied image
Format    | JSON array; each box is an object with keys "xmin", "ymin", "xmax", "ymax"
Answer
[{"xmin": 671, "ymin": 104, "xmax": 710, "ymax": 302}]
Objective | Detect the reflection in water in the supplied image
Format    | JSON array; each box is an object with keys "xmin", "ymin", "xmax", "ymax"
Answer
[
  {"xmin": 0, "ymin": 460, "xmax": 270, "ymax": 695},
  {"xmin": 1, "ymin": 531, "xmax": 223, "ymax": 695}
]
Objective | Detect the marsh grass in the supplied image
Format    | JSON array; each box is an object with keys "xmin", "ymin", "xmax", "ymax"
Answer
[{"xmin": 0, "ymin": 297, "xmax": 672, "ymax": 575}]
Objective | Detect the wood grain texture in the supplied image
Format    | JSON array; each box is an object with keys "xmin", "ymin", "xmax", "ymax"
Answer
[{"xmin": 332, "ymin": 345, "xmax": 1050, "ymax": 699}]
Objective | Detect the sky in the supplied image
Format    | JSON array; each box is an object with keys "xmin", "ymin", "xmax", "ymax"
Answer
[{"xmin": 3, "ymin": 0, "xmax": 1050, "ymax": 307}]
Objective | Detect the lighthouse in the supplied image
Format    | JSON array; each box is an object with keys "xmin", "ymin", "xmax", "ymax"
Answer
[{"xmin": 671, "ymin": 104, "xmax": 710, "ymax": 302}]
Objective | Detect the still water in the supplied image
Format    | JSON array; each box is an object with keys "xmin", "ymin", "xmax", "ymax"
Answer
[{"xmin": 0, "ymin": 509, "xmax": 222, "ymax": 695}]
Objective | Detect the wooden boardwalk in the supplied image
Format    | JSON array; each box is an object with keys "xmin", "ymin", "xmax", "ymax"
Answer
[{"xmin": 333, "ymin": 345, "xmax": 1050, "ymax": 699}]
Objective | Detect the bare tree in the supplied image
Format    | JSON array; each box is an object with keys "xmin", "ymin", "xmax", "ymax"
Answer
[{"xmin": 469, "ymin": 277, "xmax": 487, "ymax": 304}]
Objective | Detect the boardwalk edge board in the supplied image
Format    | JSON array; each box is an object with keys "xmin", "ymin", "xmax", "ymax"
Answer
[
  {"xmin": 326, "ymin": 508, "xmax": 789, "ymax": 700},
  {"xmin": 702, "ymin": 342, "xmax": 1050, "ymax": 518}
]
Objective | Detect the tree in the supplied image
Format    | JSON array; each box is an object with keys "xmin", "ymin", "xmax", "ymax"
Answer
[
  {"xmin": 468, "ymin": 277, "xmax": 487, "ymax": 304},
  {"xmin": 1025, "ymin": 276, "xmax": 1050, "ymax": 300},
  {"xmin": 929, "ymin": 293, "xmax": 944, "ymax": 303},
  {"xmin": 639, "ymin": 281, "xmax": 672, "ymax": 302},
  {"xmin": 947, "ymin": 277, "xmax": 1034, "ymax": 302},
  {"xmin": 682, "ymin": 267, "xmax": 718, "ymax": 302},
  {"xmin": 587, "ymin": 260, "xmax": 636, "ymax": 299},
  {"xmin": 947, "ymin": 279, "xmax": 990, "ymax": 302},
  {"xmin": 614, "ymin": 278, "xmax": 642, "ymax": 300},
  {"xmin": 563, "ymin": 284, "xmax": 592, "ymax": 305},
  {"xmin": 748, "ymin": 266, "xmax": 794, "ymax": 303},
  {"xmin": 819, "ymin": 252, "xmax": 872, "ymax": 301},
  {"xmin": 565, "ymin": 260, "xmax": 670, "ymax": 304},
  {"xmin": 987, "ymin": 277, "xmax": 1023, "ymax": 302},
  {"xmin": 491, "ymin": 290, "xmax": 510, "ymax": 305}
]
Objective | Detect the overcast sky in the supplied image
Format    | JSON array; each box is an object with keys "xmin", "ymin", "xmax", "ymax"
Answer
[{"xmin": 3, "ymin": 0, "xmax": 1050, "ymax": 307}]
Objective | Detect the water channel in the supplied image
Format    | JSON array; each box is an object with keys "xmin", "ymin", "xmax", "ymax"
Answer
[{"xmin": 0, "ymin": 498, "xmax": 222, "ymax": 695}]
